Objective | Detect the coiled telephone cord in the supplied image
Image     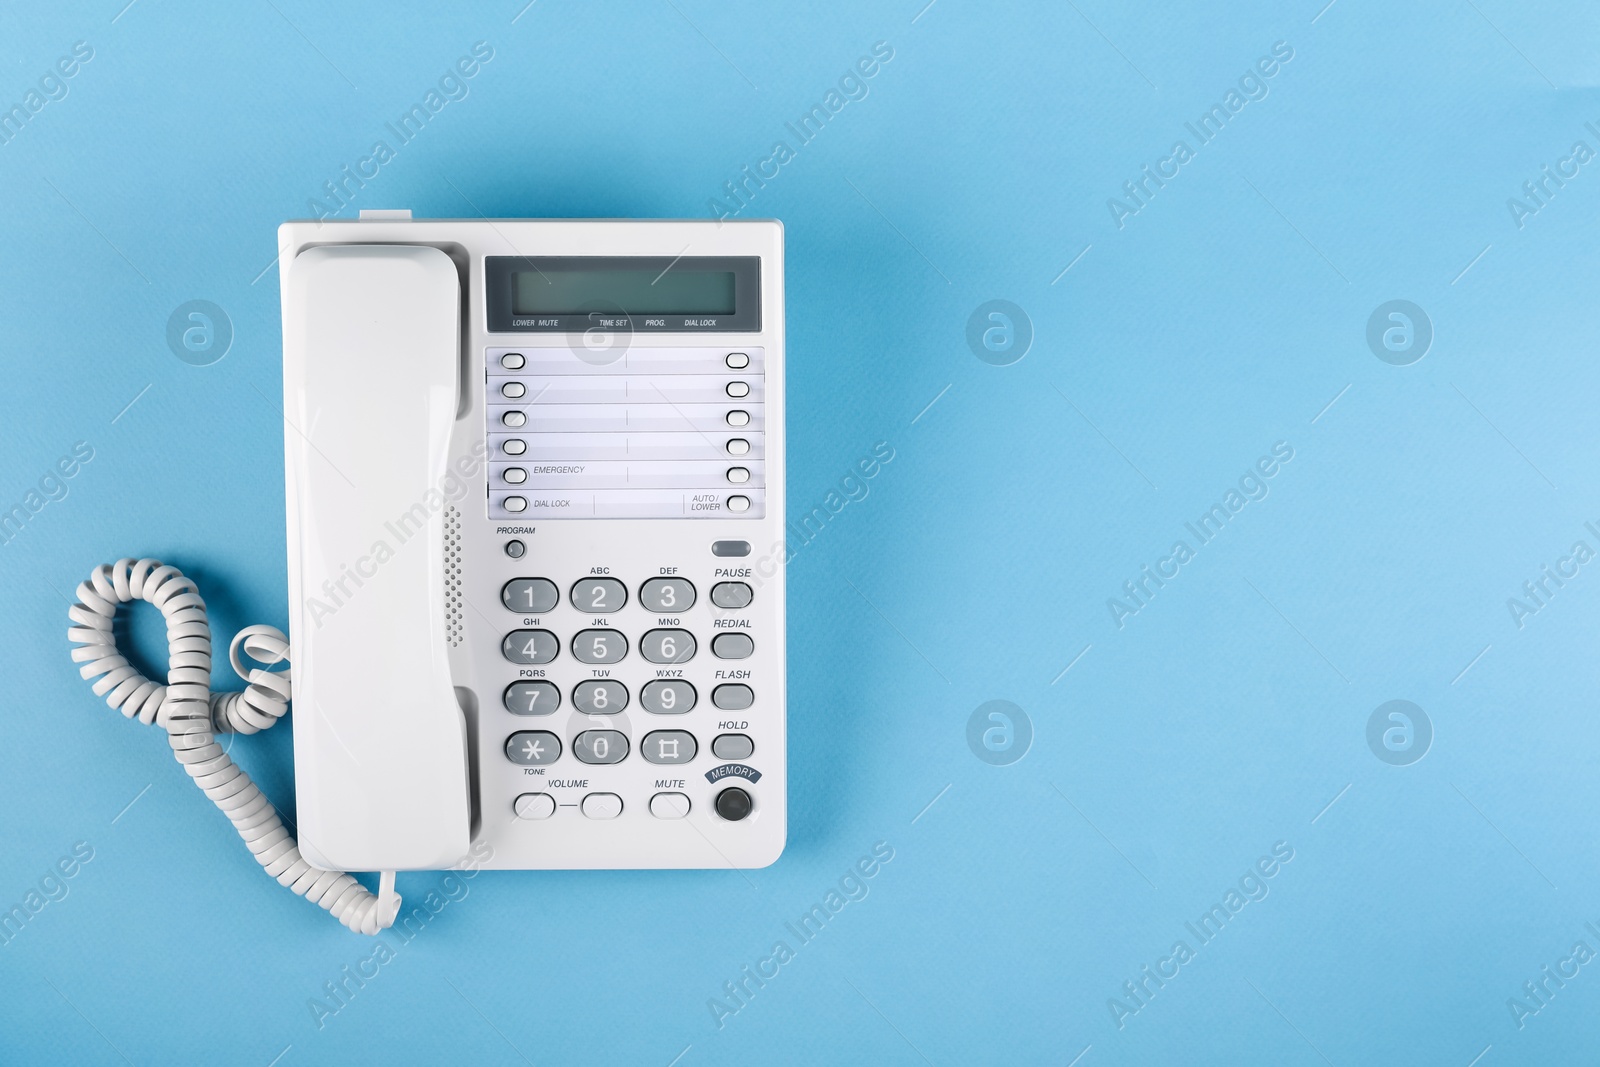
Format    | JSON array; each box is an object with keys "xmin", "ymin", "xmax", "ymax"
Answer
[{"xmin": 66, "ymin": 557, "xmax": 398, "ymax": 934}]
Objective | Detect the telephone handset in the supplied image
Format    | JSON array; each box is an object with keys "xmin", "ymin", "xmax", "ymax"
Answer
[{"xmin": 68, "ymin": 215, "xmax": 786, "ymax": 933}]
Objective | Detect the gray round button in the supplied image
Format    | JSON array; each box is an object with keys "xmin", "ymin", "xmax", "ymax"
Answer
[
  {"xmin": 571, "ymin": 578, "xmax": 627, "ymax": 613},
  {"xmin": 572, "ymin": 629, "xmax": 627, "ymax": 664},
  {"xmin": 573, "ymin": 729, "xmax": 629, "ymax": 765},
  {"xmin": 504, "ymin": 540, "xmax": 525, "ymax": 559},
  {"xmin": 505, "ymin": 731, "xmax": 560, "ymax": 765},
  {"xmin": 712, "ymin": 733, "xmax": 754, "ymax": 760},
  {"xmin": 640, "ymin": 628, "xmax": 696, "ymax": 664},
  {"xmin": 641, "ymin": 680, "xmax": 696, "ymax": 714},
  {"xmin": 573, "ymin": 680, "xmax": 628, "ymax": 714},
  {"xmin": 711, "ymin": 582, "xmax": 752, "ymax": 609},
  {"xmin": 712, "ymin": 684, "xmax": 753, "ymax": 711},
  {"xmin": 502, "ymin": 630, "xmax": 558, "ymax": 664},
  {"xmin": 639, "ymin": 577, "xmax": 696, "ymax": 612},
  {"xmin": 711, "ymin": 633, "xmax": 753, "ymax": 660},
  {"xmin": 642, "ymin": 730, "xmax": 697, "ymax": 764},
  {"xmin": 503, "ymin": 578, "xmax": 558, "ymax": 614},
  {"xmin": 504, "ymin": 680, "xmax": 560, "ymax": 715}
]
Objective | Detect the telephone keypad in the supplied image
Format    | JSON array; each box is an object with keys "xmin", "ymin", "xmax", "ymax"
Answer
[
  {"xmin": 573, "ymin": 730, "xmax": 629, "ymax": 765},
  {"xmin": 639, "ymin": 628, "xmax": 695, "ymax": 664},
  {"xmin": 573, "ymin": 680, "xmax": 628, "ymax": 714},
  {"xmin": 504, "ymin": 680, "xmax": 560, "ymax": 714},
  {"xmin": 640, "ymin": 679, "xmax": 696, "ymax": 714},
  {"xmin": 572, "ymin": 628, "xmax": 627, "ymax": 663},
  {"xmin": 503, "ymin": 629, "xmax": 558, "ymax": 664},
  {"xmin": 503, "ymin": 578, "xmax": 558, "ymax": 614}
]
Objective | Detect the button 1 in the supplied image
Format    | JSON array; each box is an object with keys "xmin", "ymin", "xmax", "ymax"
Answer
[
  {"xmin": 710, "ymin": 582, "xmax": 752, "ymax": 609},
  {"xmin": 726, "ymin": 467, "xmax": 750, "ymax": 484},
  {"xmin": 502, "ymin": 578, "xmax": 558, "ymax": 613},
  {"xmin": 502, "ymin": 382, "xmax": 526, "ymax": 399},
  {"xmin": 572, "ymin": 629, "xmax": 628, "ymax": 664},
  {"xmin": 640, "ymin": 628, "xmax": 696, "ymax": 664},
  {"xmin": 581, "ymin": 793, "xmax": 623, "ymax": 819},
  {"xmin": 571, "ymin": 577, "xmax": 627, "ymax": 612},
  {"xmin": 711, "ymin": 540, "xmax": 750, "ymax": 557},
  {"xmin": 513, "ymin": 792, "xmax": 554, "ymax": 819},
  {"xmin": 712, "ymin": 733, "xmax": 754, "ymax": 760},
  {"xmin": 502, "ymin": 629, "xmax": 558, "ymax": 663},
  {"xmin": 573, "ymin": 680, "xmax": 628, "ymax": 714},
  {"xmin": 726, "ymin": 410, "xmax": 750, "ymax": 427},
  {"xmin": 715, "ymin": 787, "xmax": 753, "ymax": 821},
  {"xmin": 641, "ymin": 679, "xmax": 696, "ymax": 714},
  {"xmin": 573, "ymin": 730, "xmax": 628, "ymax": 765},
  {"xmin": 504, "ymin": 539, "xmax": 525, "ymax": 559},
  {"xmin": 505, "ymin": 731, "xmax": 560, "ymax": 765},
  {"xmin": 504, "ymin": 496, "xmax": 527, "ymax": 513},
  {"xmin": 503, "ymin": 411, "xmax": 526, "ymax": 427},
  {"xmin": 712, "ymin": 633, "xmax": 754, "ymax": 659},
  {"xmin": 504, "ymin": 468, "xmax": 527, "ymax": 484},
  {"xmin": 503, "ymin": 440, "xmax": 527, "ymax": 455},
  {"xmin": 726, "ymin": 438, "xmax": 750, "ymax": 456},
  {"xmin": 642, "ymin": 730, "xmax": 697, "ymax": 764},
  {"xmin": 501, "ymin": 352, "xmax": 526, "ymax": 370},
  {"xmin": 649, "ymin": 792, "xmax": 690, "ymax": 819},
  {"xmin": 725, "ymin": 352, "xmax": 750, "ymax": 369},
  {"xmin": 639, "ymin": 577, "xmax": 696, "ymax": 612},
  {"xmin": 726, "ymin": 382, "xmax": 750, "ymax": 398},
  {"xmin": 711, "ymin": 684, "xmax": 753, "ymax": 711},
  {"xmin": 504, "ymin": 680, "xmax": 560, "ymax": 714}
]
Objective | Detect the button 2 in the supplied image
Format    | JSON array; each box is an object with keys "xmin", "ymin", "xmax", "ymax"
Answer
[{"xmin": 571, "ymin": 578, "xmax": 627, "ymax": 612}]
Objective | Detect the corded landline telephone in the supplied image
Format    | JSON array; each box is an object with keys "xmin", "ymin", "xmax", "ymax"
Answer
[{"xmin": 67, "ymin": 215, "xmax": 786, "ymax": 933}]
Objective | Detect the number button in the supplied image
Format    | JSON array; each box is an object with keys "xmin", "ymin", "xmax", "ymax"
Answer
[
  {"xmin": 640, "ymin": 628, "xmax": 696, "ymax": 664},
  {"xmin": 572, "ymin": 629, "xmax": 627, "ymax": 663},
  {"xmin": 642, "ymin": 730, "xmax": 697, "ymax": 764},
  {"xmin": 572, "ymin": 578, "xmax": 627, "ymax": 612},
  {"xmin": 502, "ymin": 578, "xmax": 558, "ymax": 614},
  {"xmin": 505, "ymin": 731, "xmax": 560, "ymax": 765},
  {"xmin": 711, "ymin": 633, "xmax": 753, "ymax": 659},
  {"xmin": 710, "ymin": 582, "xmax": 752, "ymax": 609},
  {"xmin": 641, "ymin": 680, "xmax": 697, "ymax": 714},
  {"xmin": 712, "ymin": 684, "xmax": 753, "ymax": 710},
  {"xmin": 504, "ymin": 680, "xmax": 560, "ymax": 715},
  {"xmin": 573, "ymin": 680, "xmax": 629, "ymax": 714},
  {"xmin": 573, "ymin": 730, "xmax": 629, "ymax": 765},
  {"xmin": 502, "ymin": 630, "xmax": 558, "ymax": 664},
  {"xmin": 639, "ymin": 578, "xmax": 696, "ymax": 612}
]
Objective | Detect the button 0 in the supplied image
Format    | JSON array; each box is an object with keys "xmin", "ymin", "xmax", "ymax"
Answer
[
  {"xmin": 641, "ymin": 680, "xmax": 696, "ymax": 714},
  {"xmin": 642, "ymin": 730, "xmax": 697, "ymax": 764},
  {"xmin": 572, "ymin": 577, "xmax": 627, "ymax": 612},
  {"xmin": 649, "ymin": 792, "xmax": 690, "ymax": 819},
  {"xmin": 503, "ymin": 629, "xmax": 558, "ymax": 663},
  {"xmin": 501, "ymin": 352, "xmax": 526, "ymax": 370},
  {"xmin": 725, "ymin": 352, "xmax": 750, "ymax": 369},
  {"xmin": 639, "ymin": 577, "xmax": 696, "ymax": 612},
  {"xmin": 712, "ymin": 684, "xmax": 753, "ymax": 711},
  {"xmin": 581, "ymin": 793, "xmax": 623, "ymax": 819},
  {"xmin": 573, "ymin": 680, "xmax": 628, "ymax": 714},
  {"xmin": 573, "ymin": 730, "xmax": 628, "ymax": 765},
  {"xmin": 505, "ymin": 731, "xmax": 559, "ymax": 765},
  {"xmin": 711, "ymin": 582, "xmax": 752, "ymax": 609},
  {"xmin": 712, "ymin": 633, "xmax": 754, "ymax": 659},
  {"xmin": 504, "ymin": 680, "xmax": 560, "ymax": 714},
  {"xmin": 726, "ymin": 410, "xmax": 750, "ymax": 427},
  {"xmin": 640, "ymin": 628, "xmax": 696, "ymax": 664},
  {"xmin": 503, "ymin": 578, "xmax": 558, "ymax": 613},
  {"xmin": 712, "ymin": 733, "xmax": 754, "ymax": 760},
  {"xmin": 502, "ymin": 382, "xmax": 526, "ymax": 399},
  {"xmin": 726, "ymin": 382, "xmax": 750, "ymax": 398},
  {"xmin": 513, "ymin": 792, "xmax": 554, "ymax": 819},
  {"xmin": 572, "ymin": 629, "xmax": 627, "ymax": 663},
  {"xmin": 715, "ymin": 787, "xmax": 753, "ymax": 821}
]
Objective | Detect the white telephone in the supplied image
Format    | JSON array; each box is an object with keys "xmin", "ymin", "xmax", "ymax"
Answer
[{"xmin": 67, "ymin": 214, "xmax": 786, "ymax": 933}]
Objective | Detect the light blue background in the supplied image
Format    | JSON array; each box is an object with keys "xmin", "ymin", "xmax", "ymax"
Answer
[{"xmin": 3, "ymin": 1, "xmax": 1599, "ymax": 1063}]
